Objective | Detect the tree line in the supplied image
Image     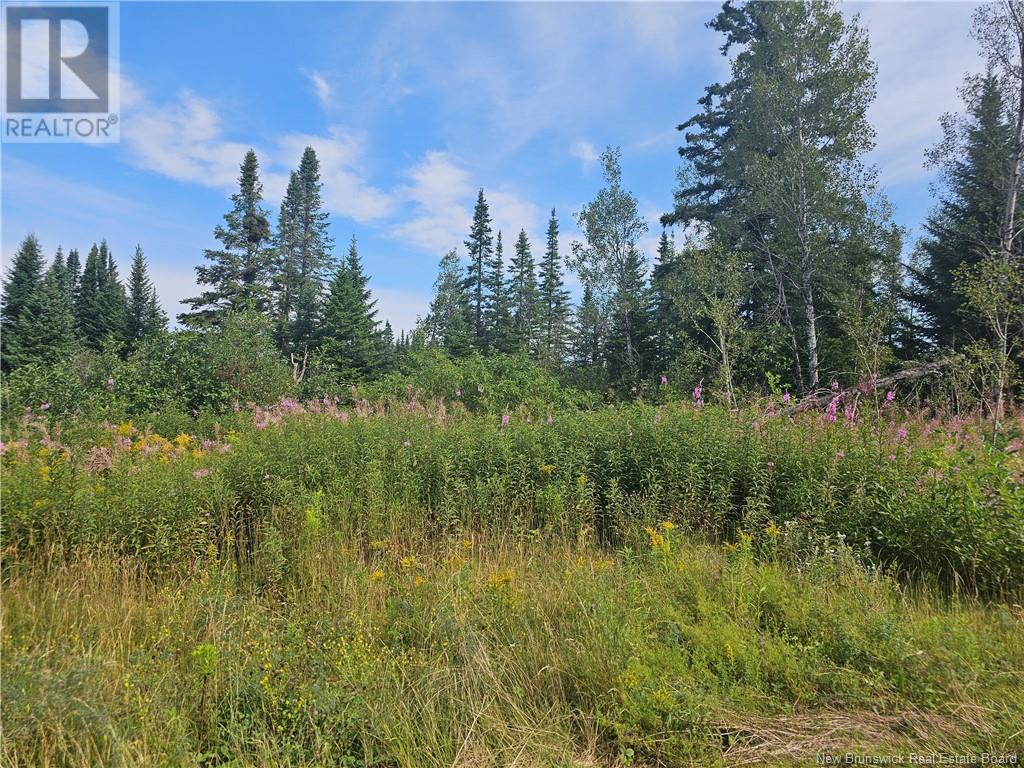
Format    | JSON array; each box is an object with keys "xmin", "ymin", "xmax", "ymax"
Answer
[{"xmin": 3, "ymin": 0, "xmax": 1022, "ymax": 413}]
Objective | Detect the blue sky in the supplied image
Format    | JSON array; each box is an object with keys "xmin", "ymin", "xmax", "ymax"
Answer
[{"xmin": 2, "ymin": 1, "xmax": 983, "ymax": 332}]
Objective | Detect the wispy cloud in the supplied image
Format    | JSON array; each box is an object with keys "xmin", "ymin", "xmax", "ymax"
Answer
[
  {"xmin": 304, "ymin": 70, "xmax": 332, "ymax": 108},
  {"xmin": 570, "ymin": 140, "xmax": 599, "ymax": 170}
]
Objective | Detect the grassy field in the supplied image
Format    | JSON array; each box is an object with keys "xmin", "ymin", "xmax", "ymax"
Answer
[{"xmin": 2, "ymin": 401, "xmax": 1023, "ymax": 766}]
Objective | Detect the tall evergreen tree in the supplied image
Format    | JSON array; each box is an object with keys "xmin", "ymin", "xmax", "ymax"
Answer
[
  {"xmin": 1, "ymin": 234, "xmax": 45, "ymax": 370},
  {"xmin": 483, "ymin": 230, "xmax": 512, "ymax": 352},
  {"xmin": 64, "ymin": 247, "xmax": 82, "ymax": 309},
  {"xmin": 909, "ymin": 73, "xmax": 1016, "ymax": 348},
  {"xmin": 9, "ymin": 271, "xmax": 78, "ymax": 368},
  {"xmin": 126, "ymin": 245, "xmax": 167, "ymax": 343},
  {"xmin": 180, "ymin": 149, "xmax": 273, "ymax": 327},
  {"xmin": 425, "ymin": 249, "xmax": 472, "ymax": 355},
  {"xmin": 320, "ymin": 237, "xmax": 379, "ymax": 380},
  {"xmin": 651, "ymin": 229, "xmax": 682, "ymax": 370},
  {"xmin": 508, "ymin": 228, "xmax": 538, "ymax": 353},
  {"xmin": 272, "ymin": 171, "xmax": 302, "ymax": 353},
  {"xmin": 605, "ymin": 244, "xmax": 655, "ymax": 385},
  {"xmin": 463, "ymin": 189, "xmax": 493, "ymax": 350},
  {"xmin": 573, "ymin": 284, "xmax": 607, "ymax": 368},
  {"xmin": 288, "ymin": 147, "xmax": 335, "ymax": 352},
  {"xmin": 48, "ymin": 247, "xmax": 68, "ymax": 298},
  {"xmin": 537, "ymin": 208, "xmax": 570, "ymax": 366},
  {"xmin": 75, "ymin": 241, "xmax": 126, "ymax": 347}
]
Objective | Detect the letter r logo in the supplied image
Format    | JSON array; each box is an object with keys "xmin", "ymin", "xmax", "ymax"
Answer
[{"xmin": 4, "ymin": 5, "xmax": 109, "ymax": 113}]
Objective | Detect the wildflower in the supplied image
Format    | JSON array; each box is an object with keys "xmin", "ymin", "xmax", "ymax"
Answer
[
  {"xmin": 884, "ymin": 390, "xmax": 895, "ymax": 406},
  {"xmin": 39, "ymin": 402, "xmax": 51, "ymax": 411},
  {"xmin": 477, "ymin": 383, "xmax": 484, "ymax": 394},
  {"xmin": 660, "ymin": 520, "xmax": 674, "ymax": 531},
  {"xmin": 764, "ymin": 520, "xmax": 781, "ymax": 537},
  {"xmin": 402, "ymin": 440, "xmax": 412, "ymax": 448},
  {"xmin": 192, "ymin": 468, "xmax": 211, "ymax": 479},
  {"xmin": 836, "ymin": 450, "xmax": 845, "ymax": 459},
  {"xmin": 106, "ymin": 376, "xmax": 115, "ymax": 392},
  {"xmin": 455, "ymin": 388, "xmax": 462, "ymax": 398},
  {"xmin": 660, "ymin": 375, "xmax": 668, "ymax": 385},
  {"xmin": 501, "ymin": 413, "xmax": 510, "ymax": 428},
  {"xmin": 693, "ymin": 381, "xmax": 704, "ymax": 408},
  {"xmin": 831, "ymin": 380, "xmax": 840, "ymax": 392},
  {"xmin": 844, "ymin": 403, "xmax": 857, "ymax": 423},
  {"xmin": 897, "ymin": 427, "xmax": 908, "ymax": 441},
  {"xmin": 233, "ymin": 402, "xmax": 241, "ymax": 413},
  {"xmin": 400, "ymin": 555, "xmax": 418, "ymax": 569},
  {"xmin": 539, "ymin": 463, "xmax": 556, "ymax": 475},
  {"xmin": 825, "ymin": 395, "xmax": 840, "ymax": 423},
  {"xmin": 887, "ymin": 454, "xmax": 897, "ymax": 462},
  {"xmin": 782, "ymin": 392, "xmax": 791, "ymax": 404},
  {"xmin": 369, "ymin": 569, "xmax": 384, "ymax": 582},
  {"xmin": 546, "ymin": 413, "xmax": 553, "ymax": 425}
]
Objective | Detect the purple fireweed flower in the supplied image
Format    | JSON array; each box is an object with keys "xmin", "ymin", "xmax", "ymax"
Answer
[
  {"xmin": 693, "ymin": 382, "xmax": 704, "ymax": 408},
  {"xmin": 782, "ymin": 392, "xmax": 791, "ymax": 404},
  {"xmin": 106, "ymin": 376, "xmax": 115, "ymax": 392},
  {"xmin": 546, "ymin": 414, "xmax": 553, "ymax": 425},
  {"xmin": 39, "ymin": 402, "xmax": 51, "ymax": 411},
  {"xmin": 660, "ymin": 375, "xmax": 668, "ymax": 385},
  {"xmin": 844, "ymin": 404, "xmax": 856, "ymax": 423},
  {"xmin": 884, "ymin": 390, "xmax": 895, "ymax": 405},
  {"xmin": 897, "ymin": 427, "xmax": 908, "ymax": 440},
  {"xmin": 831, "ymin": 380, "xmax": 840, "ymax": 392},
  {"xmin": 501, "ymin": 414, "xmax": 510, "ymax": 428},
  {"xmin": 825, "ymin": 395, "xmax": 840, "ymax": 423}
]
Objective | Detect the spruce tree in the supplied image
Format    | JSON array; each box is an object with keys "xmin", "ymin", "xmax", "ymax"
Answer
[
  {"xmin": 126, "ymin": 245, "xmax": 167, "ymax": 343},
  {"xmin": 425, "ymin": 249, "xmax": 472, "ymax": 355},
  {"xmin": 288, "ymin": 147, "xmax": 335, "ymax": 352},
  {"xmin": 573, "ymin": 284, "xmax": 606, "ymax": 368},
  {"xmin": 97, "ymin": 241, "xmax": 128, "ymax": 345},
  {"xmin": 508, "ymin": 228, "xmax": 538, "ymax": 354},
  {"xmin": 48, "ymin": 247, "xmax": 68, "ymax": 297},
  {"xmin": 320, "ymin": 237, "xmax": 379, "ymax": 380},
  {"xmin": 483, "ymin": 230, "xmax": 511, "ymax": 353},
  {"xmin": 909, "ymin": 73, "xmax": 1016, "ymax": 348},
  {"xmin": 64, "ymin": 247, "xmax": 81, "ymax": 308},
  {"xmin": 606, "ymin": 244, "xmax": 655, "ymax": 386},
  {"xmin": 537, "ymin": 208, "xmax": 570, "ymax": 366},
  {"xmin": 180, "ymin": 149, "xmax": 273, "ymax": 327},
  {"xmin": 10, "ymin": 271, "xmax": 78, "ymax": 368},
  {"xmin": 463, "ymin": 189, "xmax": 493, "ymax": 350},
  {"xmin": 650, "ymin": 229, "xmax": 681, "ymax": 369},
  {"xmin": 272, "ymin": 170, "xmax": 302, "ymax": 353},
  {"xmin": 1, "ymin": 234, "xmax": 45, "ymax": 370}
]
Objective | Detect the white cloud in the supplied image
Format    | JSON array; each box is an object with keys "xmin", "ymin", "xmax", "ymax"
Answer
[
  {"xmin": 853, "ymin": 2, "xmax": 981, "ymax": 185},
  {"xmin": 570, "ymin": 140, "xmax": 599, "ymax": 170},
  {"xmin": 304, "ymin": 70, "xmax": 332, "ymax": 107},
  {"xmin": 122, "ymin": 83, "xmax": 393, "ymax": 222},
  {"xmin": 391, "ymin": 151, "xmax": 474, "ymax": 254}
]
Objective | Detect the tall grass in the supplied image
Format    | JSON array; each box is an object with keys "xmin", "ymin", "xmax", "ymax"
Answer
[
  {"xmin": 3, "ymin": 401, "xmax": 1022, "ymax": 594},
  {"xmin": 3, "ymin": 534, "xmax": 1023, "ymax": 767}
]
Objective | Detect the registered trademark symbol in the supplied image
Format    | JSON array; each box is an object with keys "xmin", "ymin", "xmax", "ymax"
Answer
[{"xmin": 108, "ymin": 114, "xmax": 118, "ymax": 125}]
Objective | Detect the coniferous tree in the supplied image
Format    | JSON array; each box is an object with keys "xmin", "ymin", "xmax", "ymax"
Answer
[
  {"xmin": 48, "ymin": 247, "xmax": 68, "ymax": 298},
  {"xmin": 574, "ymin": 285, "xmax": 607, "ymax": 368},
  {"xmin": 909, "ymin": 73, "xmax": 1017, "ymax": 348},
  {"xmin": 180, "ymin": 149, "xmax": 273, "ymax": 327},
  {"xmin": 483, "ymin": 230, "xmax": 511, "ymax": 353},
  {"xmin": 64, "ymin": 247, "xmax": 82, "ymax": 309},
  {"xmin": 287, "ymin": 148, "xmax": 335, "ymax": 353},
  {"xmin": 651, "ymin": 229, "xmax": 682, "ymax": 370},
  {"xmin": 76, "ymin": 243, "xmax": 102, "ymax": 340},
  {"xmin": 463, "ymin": 189, "xmax": 493, "ymax": 350},
  {"xmin": 509, "ymin": 228, "xmax": 538, "ymax": 354},
  {"xmin": 605, "ymin": 244, "xmax": 655, "ymax": 386},
  {"xmin": 10, "ymin": 271, "xmax": 78, "ymax": 368},
  {"xmin": 1, "ymin": 234, "xmax": 45, "ymax": 370},
  {"xmin": 98, "ymin": 242, "xmax": 128, "ymax": 344},
  {"xmin": 320, "ymin": 237, "xmax": 379, "ymax": 379},
  {"xmin": 272, "ymin": 171, "xmax": 302, "ymax": 353},
  {"xmin": 537, "ymin": 208, "xmax": 570, "ymax": 366},
  {"xmin": 425, "ymin": 249, "xmax": 472, "ymax": 355},
  {"xmin": 126, "ymin": 245, "xmax": 167, "ymax": 343},
  {"xmin": 379, "ymin": 320, "xmax": 396, "ymax": 372}
]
